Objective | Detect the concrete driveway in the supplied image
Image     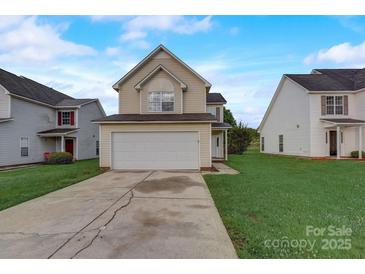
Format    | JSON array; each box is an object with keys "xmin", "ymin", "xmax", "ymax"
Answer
[{"xmin": 0, "ymin": 170, "xmax": 237, "ymax": 258}]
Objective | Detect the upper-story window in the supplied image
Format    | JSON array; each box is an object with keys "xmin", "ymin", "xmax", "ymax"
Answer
[
  {"xmin": 322, "ymin": 95, "xmax": 348, "ymax": 116},
  {"xmin": 58, "ymin": 111, "xmax": 75, "ymax": 126},
  {"xmin": 62, "ymin": 112, "xmax": 71, "ymax": 125},
  {"xmin": 148, "ymin": 92, "xmax": 174, "ymax": 112}
]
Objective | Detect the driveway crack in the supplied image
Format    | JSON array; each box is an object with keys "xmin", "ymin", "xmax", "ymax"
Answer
[{"xmin": 47, "ymin": 171, "xmax": 154, "ymax": 259}]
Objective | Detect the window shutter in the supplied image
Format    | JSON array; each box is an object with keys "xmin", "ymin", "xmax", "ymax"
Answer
[
  {"xmin": 321, "ymin": 96, "xmax": 326, "ymax": 115},
  {"xmin": 70, "ymin": 111, "xmax": 75, "ymax": 126},
  {"xmin": 344, "ymin": 95, "xmax": 348, "ymax": 115},
  {"xmin": 58, "ymin": 112, "xmax": 62, "ymax": 126},
  {"xmin": 216, "ymin": 107, "xmax": 221, "ymax": 122}
]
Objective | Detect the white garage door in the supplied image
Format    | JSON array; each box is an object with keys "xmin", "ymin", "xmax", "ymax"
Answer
[{"xmin": 111, "ymin": 131, "xmax": 199, "ymax": 170}]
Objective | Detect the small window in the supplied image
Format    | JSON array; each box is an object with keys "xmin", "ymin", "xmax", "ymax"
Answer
[
  {"xmin": 261, "ymin": 137, "xmax": 265, "ymax": 151},
  {"xmin": 279, "ymin": 135, "xmax": 284, "ymax": 152},
  {"xmin": 62, "ymin": 112, "xmax": 71, "ymax": 125},
  {"xmin": 148, "ymin": 91, "xmax": 174, "ymax": 112},
  {"xmin": 341, "ymin": 132, "xmax": 343, "ymax": 144},
  {"xmin": 20, "ymin": 137, "xmax": 29, "ymax": 157},
  {"xmin": 325, "ymin": 96, "xmax": 343, "ymax": 115},
  {"xmin": 216, "ymin": 137, "xmax": 219, "ymax": 147},
  {"xmin": 96, "ymin": 140, "xmax": 99, "ymax": 156},
  {"xmin": 325, "ymin": 132, "xmax": 328, "ymax": 144}
]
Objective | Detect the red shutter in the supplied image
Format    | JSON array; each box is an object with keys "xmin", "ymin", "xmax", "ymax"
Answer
[
  {"xmin": 70, "ymin": 111, "xmax": 75, "ymax": 126},
  {"xmin": 344, "ymin": 95, "xmax": 348, "ymax": 115},
  {"xmin": 58, "ymin": 112, "xmax": 62, "ymax": 126}
]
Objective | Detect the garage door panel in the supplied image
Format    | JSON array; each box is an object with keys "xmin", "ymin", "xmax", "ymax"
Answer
[{"xmin": 112, "ymin": 132, "xmax": 199, "ymax": 170}]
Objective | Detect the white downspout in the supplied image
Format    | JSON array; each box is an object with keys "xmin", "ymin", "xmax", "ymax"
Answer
[
  {"xmin": 359, "ymin": 126, "xmax": 362, "ymax": 159},
  {"xmin": 336, "ymin": 126, "xmax": 341, "ymax": 159},
  {"xmin": 225, "ymin": 129, "xmax": 228, "ymax": 161}
]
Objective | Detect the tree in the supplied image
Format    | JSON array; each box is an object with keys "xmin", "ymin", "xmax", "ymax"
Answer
[
  {"xmin": 224, "ymin": 107, "xmax": 237, "ymax": 127},
  {"xmin": 228, "ymin": 122, "xmax": 253, "ymax": 154}
]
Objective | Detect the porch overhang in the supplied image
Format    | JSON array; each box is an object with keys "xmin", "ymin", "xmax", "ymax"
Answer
[
  {"xmin": 212, "ymin": 122, "xmax": 232, "ymax": 129},
  {"xmin": 37, "ymin": 128, "xmax": 79, "ymax": 137},
  {"xmin": 320, "ymin": 118, "xmax": 365, "ymax": 128}
]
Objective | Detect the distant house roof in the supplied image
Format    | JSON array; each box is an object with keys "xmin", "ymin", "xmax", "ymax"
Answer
[
  {"xmin": 286, "ymin": 68, "xmax": 365, "ymax": 91},
  {"xmin": 93, "ymin": 113, "xmax": 217, "ymax": 123},
  {"xmin": 207, "ymin": 93, "xmax": 227, "ymax": 104},
  {"xmin": 0, "ymin": 68, "xmax": 99, "ymax": 108},
  {"xmin": 56, "ymin": 98, "xmax": 96, "ymax": 107}
]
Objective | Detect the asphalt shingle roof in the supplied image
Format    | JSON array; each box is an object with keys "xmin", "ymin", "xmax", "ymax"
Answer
[
  {"xmin": 94, "ymin": 113, "xmax": 217, "ymax": 122},
  {"xmin": 0, "ymin": 68, "xmax": 96, "ymax": 106},
  {"xmin": 286, "ymin": 68, "xmax": 365, "ymax": 91},
  {"xmin": 207, "ymin": 93, "xmax": 227, "ymax": 104}
]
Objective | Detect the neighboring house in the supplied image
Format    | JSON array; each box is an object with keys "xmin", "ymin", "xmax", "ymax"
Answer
[
  {"xmin": 94, "ymin": 44, "xmax": 231, "ymax": 170},
  {"xmin": 259, "ymin": 68, "xmax": 365, "ymax": 159},
  {"xmin": 0, "ymin": 68, "xmax": 106, "ymax": 167}
]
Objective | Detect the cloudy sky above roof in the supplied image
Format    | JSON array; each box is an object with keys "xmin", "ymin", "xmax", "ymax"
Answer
[{"xmin": 1, "ymin": 15, "xmax": 364, "ymax": 127}]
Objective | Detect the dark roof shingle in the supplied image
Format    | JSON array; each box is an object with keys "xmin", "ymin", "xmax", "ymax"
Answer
[
  {"xmin": 37, "ymin": 128, "xmax": 79, "ymax": 134},
  {"xmin": 207, "ymin": 93, "xmax": 227, "ymax": 104},
  {"xmin": 286, "ymin": 68, "xmax": 365, "ymax": 91},
  {"xmin": 0, "ymin": 68, "xmax": 96, "ymax": 107},
  {"xmin": 320, "ymin": 118, "xmax": 365, "ymax": 124},
  {"xmin": 94, "ymin": 113, "xmax": 217, "ymax": 122},
  {"xmin": 212, "ymin": 122, "xmax": 232, "ymax": 128}
]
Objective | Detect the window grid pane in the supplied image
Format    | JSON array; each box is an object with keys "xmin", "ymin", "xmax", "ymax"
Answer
[
  {"xmin": 62, "ymin": 112, "xmax": 70, "ymax": 125},
  {"xmin": 148, "ymin": 91, "xmax": 174, "ymax": 112}
]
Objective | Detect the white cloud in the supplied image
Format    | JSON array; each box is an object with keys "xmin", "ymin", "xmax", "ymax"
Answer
[
  {"xmin": 105, "ymin": 47, "xmax": 121, "ymax": 56},
  {"xmin": 304, "ymin": 41, "xmax": 365, "ymax": 67},
  {"xmin": 0, "ymin": 16, "xmax": 96, "ymax": 64},
  {"xmin": 115, "ymin": 16, "xmax": 213, "ymax": 48},
  {"xmin": 121, "ymin": 30, "xmax": 147, "ymax": 41}
]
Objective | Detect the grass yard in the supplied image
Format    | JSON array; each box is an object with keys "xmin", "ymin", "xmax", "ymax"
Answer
[
  {"xmin": 0, "ymin": 159, "xmax": 102, "ymax": 211},
  {"xmin": 204, "ymin": 148, "xmax": 365, "ymax": 258}
]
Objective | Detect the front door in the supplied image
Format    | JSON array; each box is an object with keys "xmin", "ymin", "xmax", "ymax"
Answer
[
  {"xmin": 329, "ymin": 131, "xmax": 337, "ymax": 156},
  {"xmin": 65, "ymin": 139, "xmax": 74, "ymax": 156},
  {"xmin": 211, "ymin": 135, "xmax": 221, "ymax": 158}
]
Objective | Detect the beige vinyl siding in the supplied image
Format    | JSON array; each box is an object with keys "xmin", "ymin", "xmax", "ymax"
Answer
[
  {"xmin": 140, "ymin": 70, "xmax": 182, "ymax": 114},
  {"xmin": 207, "ymin": 105, "xmax": 223, "ymax": 122},
  {"xmin": 99, "ymin": 123, "xmax": 211, "ymax": 168},
  {"xmin": 119, "ymin": 53, "xmax": 206, "ymax": 114}
]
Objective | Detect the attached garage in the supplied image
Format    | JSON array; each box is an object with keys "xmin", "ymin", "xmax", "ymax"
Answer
[{"xmin": 111, "ymin": 131, "xmax": 199, "ymax": 170}]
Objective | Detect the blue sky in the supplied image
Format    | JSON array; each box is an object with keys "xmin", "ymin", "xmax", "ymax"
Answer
[{"xmin": 1, "ymin": 16, "xmax": 365, "ymax": 127}]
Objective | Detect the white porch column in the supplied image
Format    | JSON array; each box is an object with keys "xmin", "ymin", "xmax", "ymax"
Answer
[
  {"xmin": 359, "ymin": 126, "xmax": 362, "ymax": 159},
  {"xmin": 225, "ymin": 129, "xmax": 228, "ymax": 161},
  {"xmin": 61, "ymin": 136, "xmax": 65, "ymax": 152},
  {"xmin": 336, "ymin": 126, "xmax": 341, "ymax": 159}
]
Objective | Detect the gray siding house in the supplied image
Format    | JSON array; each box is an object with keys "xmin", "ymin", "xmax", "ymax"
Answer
[{"xmin": 0, "ymin": 68, "xmax": 106, "ymax": 167}]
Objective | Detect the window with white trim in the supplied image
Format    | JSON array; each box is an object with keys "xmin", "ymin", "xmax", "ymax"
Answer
[
  {"xmin": 148, "ymin": 92, "xmax": 174, "ymax": 112},
  {"xmin": 62, "ymin": 111, "xmax": 71, "ymax": 125},
  {"xmin": 96, "ymin": 141, "xmax": 99, "ymax": 156},
  {"xmin": 20, "ymin": 137, "xmax": 29, "ymax": 157},
  {"xmin": 326, "ymin": 96, "xmax": 343, "ymax": 115}
]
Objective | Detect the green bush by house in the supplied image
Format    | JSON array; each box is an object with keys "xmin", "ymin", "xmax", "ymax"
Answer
[
  {"xmin": 47, "ymin": 152, "xmax": 73, "ymax": 164},
  {"xmin": 350, "ymin": 151, "xmax": 365, "ymax": 158}
]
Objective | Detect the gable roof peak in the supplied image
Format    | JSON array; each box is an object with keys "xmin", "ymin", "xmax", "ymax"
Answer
[{"xmin": 112, "ymin": 44, "xmax": 211, "ymax": 92}]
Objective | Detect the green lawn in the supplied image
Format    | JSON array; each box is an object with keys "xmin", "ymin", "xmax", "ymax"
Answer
[
  {"xmin": 204, "ymin": 148, "xmax": 365, "ymax": 258},
  {"xmin": 0, "ymin": 159, "xmax": 102, "ymax": 211}
]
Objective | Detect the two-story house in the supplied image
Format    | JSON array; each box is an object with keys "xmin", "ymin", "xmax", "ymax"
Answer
[
  {"xmin": 259, "ymin": 68, "xmax": 365, "ymax": 159},
  {"xmin": 0, "ymin": 68, "xmax": 106, "ymax": 167},
  {"xmin": 94, "ymin": 45, "xmax": 231, "ymax": 170}
]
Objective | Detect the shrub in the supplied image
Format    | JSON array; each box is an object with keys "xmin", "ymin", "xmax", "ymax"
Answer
[
  {"xmin": 47, "ymin": 152, "xmax": 73, "ymax": 164},
  {"xmin": 228, "ymin": 122, "xmax": 253, "ymax": 154},
  {"xmin": 350, "ymin": 151, "xmax": 365, "ymax": 158}
]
